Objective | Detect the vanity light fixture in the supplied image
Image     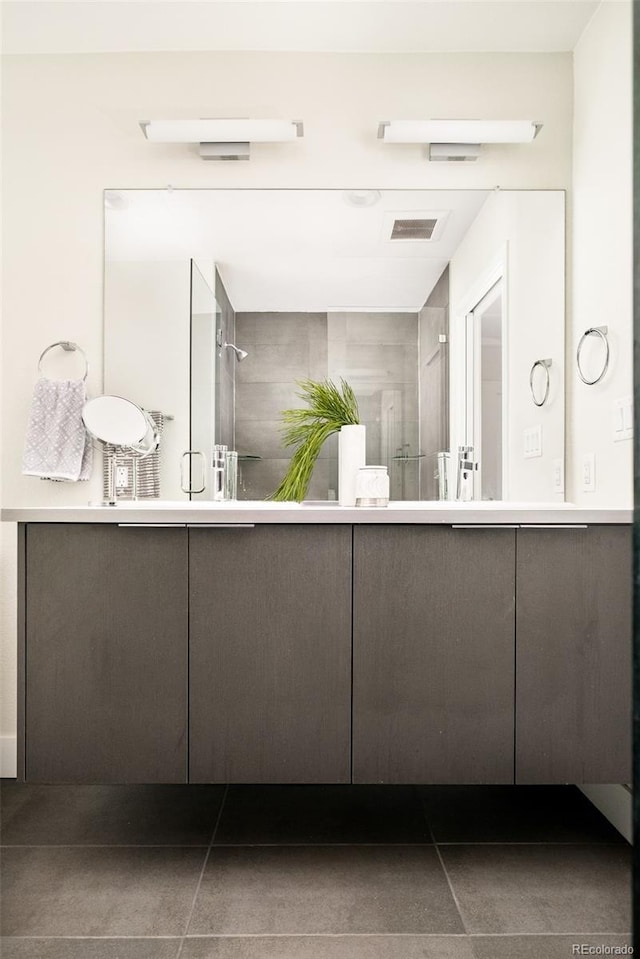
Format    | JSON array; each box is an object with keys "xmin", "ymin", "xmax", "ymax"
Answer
[
  {"xmin": 140, "ymin": 119, "xmax": 304, "ymax": 161},
  {"xmin": 377, "ymin": 120, "xmax": 542, "ymax": 162}
]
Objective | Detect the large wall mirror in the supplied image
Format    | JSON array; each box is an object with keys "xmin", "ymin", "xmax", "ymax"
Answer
[{"xmin": 104, "ymin": 188, "xmax": 565, "ymax": 503}]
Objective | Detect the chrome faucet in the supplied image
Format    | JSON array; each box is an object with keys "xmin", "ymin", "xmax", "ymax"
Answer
[{"xmin": 456, "ymin": 445, "xmax": 478, "ymax": 501}]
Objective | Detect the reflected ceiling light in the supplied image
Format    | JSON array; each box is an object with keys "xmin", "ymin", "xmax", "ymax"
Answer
[
  {"xmin": 104, "ymin": 190, "xmax": 129, "ymax": 210},
  {"xmin": 343, "ymin": 190, "xmax": 382, "ymax": 208},
  {"xmin": 377, "ymin": 120, "xmax": 542, "ymax": 162},
  {"xmin": 140, "ymin": 119, "xmax": 304, "ymax": 161}
]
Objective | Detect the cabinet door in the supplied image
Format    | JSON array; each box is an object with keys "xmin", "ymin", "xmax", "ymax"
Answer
[
  {"xmin": 353, "ymin": 525, "xmax": 515, "ymax": 784},
  {"xmin": 189, "ymin": 524, "xmax": 351, "ymax": 783},
  {"xmin": 516, "ymin": 526, "xmax": 632, "ymax": 783},
  {"xmin": 24, "ymin": 524, "xmax": 188, "ymax": 783}
]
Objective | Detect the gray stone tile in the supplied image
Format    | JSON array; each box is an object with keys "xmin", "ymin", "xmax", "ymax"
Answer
[
  {"xmin": 1, "ymin": 847, "xmax": 206, "ymax": 937},
  {"xmin": 235, "ymin": 384, "xmax": 301, "ymax": 422},
  {"xmin": 307, "ymin": 316, "xmax": 329, "ymax": 381},
  {"xmin": 390, "ymin": 457, "xmax": 420, "ymax": 501},
  {"xmin": 239, "ymin": 458, "xmax": 333, "ymax": 501},
  {"xmin": 470, "ymin": 936, "xmax": 633, "ymax": 959},
  {"xmin": 238, "ymin": 458, "xmax": 291, "ymax": 500},
  {"xmin": 318, "ymin": 431, "xmax": 338, "ymax": 461},
  {"xmin": 188, "ymin": 845, "xmax": 463, "ymax": 936},
  {"xmin": 214, "ymin": 785, "xmax": 431, "ymax": 844},
  {"xmin": 0, "ymin": 940, "xmax": 181, "ymax": 959},
  {"xmin": 235, "ymin": 342, "xmax": 310, "ymax": 384},
  {"xmin": 328, "ymin": 313, "xmax": 419, "ymax": 345},
  {"xmin": 235, "ymin": 421, "xmax": 287, "ymax": 460},
  {"xmin": 181, "ymin": 935, "xmax": 474, "ymax": 958},
  {"xmin": 307, "ymin": 459, "xmax": 334, "ymax": 500},
  {"xmin": 354, "ymin": 385, "xmax": 418, "ymax": 425},
  {"xmin": 440, "ymin": 844, "xmax": 631, "ymax": 934},
  {"xmin": 418, "ymin": 785, "xmax": 626, "ymax": 844},
  {"xmin": 235, "ymin": 422, "xmax": 337, "ymax": 463},
  {"xmin": 236, "ymin": 313, "xmax": 326, "ymax": 346},
  {"xmin": 342, "ymin": 343, "xmax": 419, "ymax": 384},
  {"xmin": 364, "ymin": 421, "xmax": 383, "ymax": 462},
  {"xmin": 0, "ymin": 783, "xmax": 224, "ymax": 846}
]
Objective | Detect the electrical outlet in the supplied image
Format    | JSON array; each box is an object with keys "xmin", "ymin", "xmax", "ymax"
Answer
[
  {"xmin": 116, "ymin": 465, "xmax": 129, "ymax": 488},
  {"xmin": 582, "ymin": 453, "xmax": 596, "ymax": 492}
]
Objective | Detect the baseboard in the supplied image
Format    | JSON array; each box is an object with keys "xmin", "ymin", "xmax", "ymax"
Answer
[
  {"xmin": 0, "ymin": 735, "xmax": 17, "ymax": 779},
  {"xmin": 579, "ymin": 784, "xmax": 632, "ymax": 844}
]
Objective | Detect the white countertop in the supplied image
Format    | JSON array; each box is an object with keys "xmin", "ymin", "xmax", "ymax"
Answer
[{"xmin": 1, "ymin": 501, "xmax": 632, "ymax": 525}]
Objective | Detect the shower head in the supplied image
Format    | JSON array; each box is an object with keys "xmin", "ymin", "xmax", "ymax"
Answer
[{"xmin": 219, "ymin": 340, "xmax": 249, "ymax": 362}]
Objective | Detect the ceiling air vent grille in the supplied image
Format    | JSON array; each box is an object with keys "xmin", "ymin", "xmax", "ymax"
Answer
[{"xmin": 390, "ymin": 218, "xmax": 438, "ymax": 241}]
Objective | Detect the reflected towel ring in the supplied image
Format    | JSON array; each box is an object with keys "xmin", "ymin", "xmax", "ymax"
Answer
[
  {"xmin": 576, "ymin": 326, "xmax": 609, "ymax": 385},
  {"xmin": 529, "ymin": 358, "xmax": 552, "ymax": 407},
  {"xmin": 38, "ymin": 341, "xmax": 89, "ymax": 381}
]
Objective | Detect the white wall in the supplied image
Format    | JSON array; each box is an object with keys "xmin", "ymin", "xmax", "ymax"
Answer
[
  {"xmin": 449, "ymin": 190, "xmax": 565, "ymax": 501},
  {"xmin": 569, "ymin": 0, "xmax": 632, "ymax": 506},
  {"xmin": 0, "ymin": 49, "xmax": 573, "ymax": 747}
]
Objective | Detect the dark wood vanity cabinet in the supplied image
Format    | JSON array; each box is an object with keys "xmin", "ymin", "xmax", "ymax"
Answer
[
  {"xmin": 515, "ymin": 525, "xmax": 632, "ymax": 784},
  {"xmin": 352, "ymin": 525, "xmax": 516, "ymax": 783},
  {"xmin": 21, "ymin": 524, "xmax": 188, "ymax": 783},
  {"xmin": 188, "ymin": 524, "xmax": 352, "ymax": 783},
  {"xmin": 18, "ymin": 521, "xmax": 631, "ymax": 785}
]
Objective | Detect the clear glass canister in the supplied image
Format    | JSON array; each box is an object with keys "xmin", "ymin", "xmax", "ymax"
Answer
[
  {"xmin": 225, "ymin": 450, "xmax": 238, "ymax": 501},
  {"xmin": 211, "ymin": 444, "xmax": 228, "ymax": 501}
]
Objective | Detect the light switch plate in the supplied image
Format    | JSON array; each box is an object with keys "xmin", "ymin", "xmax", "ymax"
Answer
[
  {"xmin": 613, "ymin": 396, "xmax": 633, "ymax": 442},
  {"xmin": 552, "ymin": 458, "xmax": 564, "ymax": 493},
  {"xmin": 524, "ymin": 424, "xmax": 542, "ymax": 459},
  {"xmin": 582, "ymin": 452, "xmax": 596, "ymax": 492}
]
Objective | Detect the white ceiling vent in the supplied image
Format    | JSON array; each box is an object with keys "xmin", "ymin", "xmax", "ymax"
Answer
[{"xmin": 382, "ymin": 210, "xmax": 449, "ymax": 243}]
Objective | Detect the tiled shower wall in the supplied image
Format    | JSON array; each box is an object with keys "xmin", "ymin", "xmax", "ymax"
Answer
[
  {"xmin": 327, "ymin": 313, "xmax": 420, "ymax": 502},
  {"xmin": 234, "ymin": 313, "xmax": 330, "ymax": 500},
  {"xmin": 235, "ymin": 311, "xmax": 419, "ymax": 501}
]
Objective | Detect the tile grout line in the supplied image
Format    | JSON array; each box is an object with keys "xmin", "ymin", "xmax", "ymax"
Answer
[
  {"xmin": 4, "ymin": 932, "xmax": 633, "ymax": 940},
  {"xmin": 0, "ymin": 844, "xmax": 212, "ymax": 849},
  {"xmin": 433, "ymin": 841, "xmax": 471, "ymax": 937},
  {"xmin": 0, "ymin": 840, "xmax": 628, "ymax": 848},
  {"xmin": 176, "ymin": 783, "xmax": 229, "ymax": 959},
  {"xmin": 419, "ymin": 792, "xmax": 471, "ymax": 938}
]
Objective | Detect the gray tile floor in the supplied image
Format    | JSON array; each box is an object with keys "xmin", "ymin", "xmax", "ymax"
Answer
[{"xmin": 0, "ymin": 783, "xmax": 632, "ymax": 959}]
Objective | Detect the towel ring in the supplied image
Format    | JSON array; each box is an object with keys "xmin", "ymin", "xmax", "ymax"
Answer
[
  {"xmin": 38, "ymin": 341, "xmax": 88, "ymax": 381},
  {"xmin": 529, "ymin": 358, "xmax": 552, "ymax": 407},
  {"xmin": 576, "ymin": 326, "xmax": 609, "ymax": 385}
]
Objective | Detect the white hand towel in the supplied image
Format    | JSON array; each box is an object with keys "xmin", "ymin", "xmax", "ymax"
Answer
[{"xmin": 22, "ymin": 378, "xmax": 93, "ymax": 481}]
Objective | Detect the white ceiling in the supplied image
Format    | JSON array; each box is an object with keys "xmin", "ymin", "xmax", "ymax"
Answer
[
  {"xmin": 105, "ymin": 188, "xmax": 490, "ymax": 311},
  {"xmin": 2, "ymin": 1, "xmax": 600, "ymax": 55}
]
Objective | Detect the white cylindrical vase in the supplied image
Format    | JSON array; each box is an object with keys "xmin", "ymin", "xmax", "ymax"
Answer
[{"xmin": 338, "ymin": 424, "xmax": 366, "ymax": 507}]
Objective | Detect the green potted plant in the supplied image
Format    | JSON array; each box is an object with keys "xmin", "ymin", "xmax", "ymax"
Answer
[{"xmin": 271, "ymin": 378, "xmax": 360, "ymax": 502}]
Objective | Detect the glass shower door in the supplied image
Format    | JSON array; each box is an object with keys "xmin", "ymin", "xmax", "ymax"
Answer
[{"xmin": 189, "ymin": 261, "xmax": 219, "ymax": 499}]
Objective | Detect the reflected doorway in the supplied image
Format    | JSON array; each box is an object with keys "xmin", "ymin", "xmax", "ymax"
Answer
[{"xmin": 465, "ymin": 278, "xmax": 504, "ymax": 501}]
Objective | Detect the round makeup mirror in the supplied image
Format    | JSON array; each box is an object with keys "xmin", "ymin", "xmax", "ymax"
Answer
[
  {"xmin": 83, "ymin": 395, "xmax": 159, "ymax": 455},
  {"xmin": 82, "ymin": 395, "xmax": 160, "ymax": 504}
]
